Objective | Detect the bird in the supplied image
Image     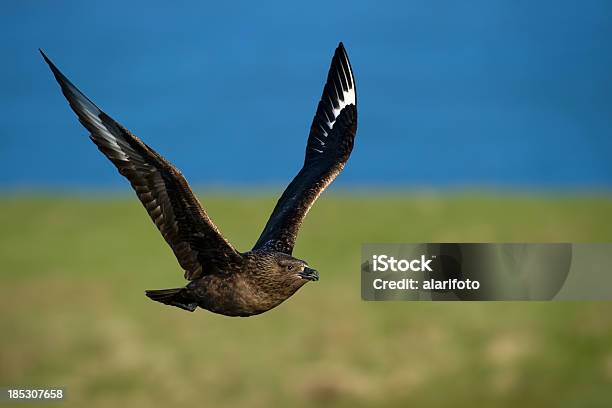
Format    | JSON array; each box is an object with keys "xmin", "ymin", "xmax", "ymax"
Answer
[{"xmin": 41, "ymin": 43, "xmax": 357, "ymax": 317}]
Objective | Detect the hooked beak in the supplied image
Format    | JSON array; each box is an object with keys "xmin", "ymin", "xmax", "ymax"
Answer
[{"xmin": 298, "ymin": 267, "xmax": 319, "ymax": 281}]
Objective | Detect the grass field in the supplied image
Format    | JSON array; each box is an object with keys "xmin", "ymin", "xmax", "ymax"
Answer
[{"xmin": 1, "ymin": 193, "xmax": 612, "ymax": 407}]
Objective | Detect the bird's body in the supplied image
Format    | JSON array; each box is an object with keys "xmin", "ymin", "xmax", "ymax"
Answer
[
  {"xmin": 147, "ymin": 250, "xmax": 315, "ymax": 316},
  {"xmin": 42, "ymin": 43, "xmax": 357, "ymax": 317}
]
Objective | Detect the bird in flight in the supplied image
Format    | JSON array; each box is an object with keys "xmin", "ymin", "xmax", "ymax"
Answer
[{"xmin": 41, "ymin": 43, "xmax": 357, "ymax": 317}]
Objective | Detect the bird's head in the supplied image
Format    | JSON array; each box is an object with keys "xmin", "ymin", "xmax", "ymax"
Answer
[{"xmin": 273, "ymin": 253, "xmax": 319, "ymax": 284}]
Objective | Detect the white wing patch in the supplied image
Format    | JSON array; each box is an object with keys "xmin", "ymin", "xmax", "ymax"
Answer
[
  {"xmin": 320, "ymin": 50, "xmax": 356, "ymax": 139},
  {"xmin": 60, "ymin": 70, "xmax": 130, "ymax": 162},
  {"xmin": 305, "ymin": 44, "xmax": 357, "ymax": 159}
]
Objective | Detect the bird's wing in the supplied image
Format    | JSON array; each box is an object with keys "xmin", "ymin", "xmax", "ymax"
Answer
[
  {"xmin": 253, "ymin": 43, "xmax": 357, "ymax": 254},
  {"xmin": 41, "ymin": 50, "xmax": 242, "ymax": 280}
]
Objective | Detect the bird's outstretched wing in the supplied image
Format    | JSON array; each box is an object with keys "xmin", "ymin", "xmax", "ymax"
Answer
[
  {"xmin": 41, "ymin": 50, "xmax": 242, "ymax": 280},
  {"xmin": 253, "ymin": 42, "xmax": 357, "ymax": 254}
]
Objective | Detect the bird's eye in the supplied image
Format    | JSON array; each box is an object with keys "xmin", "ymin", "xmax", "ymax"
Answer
[{"xmin": 287, "ymin": 265, "xmax": 293, "ymax": 271}]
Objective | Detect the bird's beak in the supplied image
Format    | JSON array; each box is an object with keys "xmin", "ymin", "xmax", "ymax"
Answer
[{"xmin": 298, "ymin": 267, "xmax": 319, "ymax": 281}]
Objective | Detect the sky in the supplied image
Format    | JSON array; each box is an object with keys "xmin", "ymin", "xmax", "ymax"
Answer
[{"xmin": 1, "ymin": 0, "xmax": 611, "ymax": 190}]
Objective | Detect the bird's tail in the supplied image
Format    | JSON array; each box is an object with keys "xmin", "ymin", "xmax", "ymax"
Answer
[{"xmin": 145, "ymin": 287, "xmax": 197, "ymax": 312}]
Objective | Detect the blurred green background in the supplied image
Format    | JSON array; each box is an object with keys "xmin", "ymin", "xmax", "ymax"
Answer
[{"xmin": 1, "ymin": 193, "xmax": 612, "ymax": 407}]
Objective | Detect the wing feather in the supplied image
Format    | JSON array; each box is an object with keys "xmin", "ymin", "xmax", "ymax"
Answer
[
  {"xmin": 41, "ymin": 50, "xmax": 241, "ymax": 280},
  {"xmin": 253, "ymin": 43, "xmax": 357, "ymax": 254}
]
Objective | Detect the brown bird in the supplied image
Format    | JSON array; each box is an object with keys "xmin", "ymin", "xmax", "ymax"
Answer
[{"xmin": 41, "ymin": 43, "xmax": 357, "ymax": 317}]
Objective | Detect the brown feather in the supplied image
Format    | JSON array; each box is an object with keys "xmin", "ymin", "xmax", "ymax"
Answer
[
  {"xmin": 254, "ymin": 43, "xmax": 358, "ymax": 254},
  {"xmin": 40, "ymin": 51, "xmax": 242, "ymax": 280}
]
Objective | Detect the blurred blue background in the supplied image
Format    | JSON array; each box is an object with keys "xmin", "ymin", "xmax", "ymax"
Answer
[{"xmin": 1, "ymin": 0, "xmax": 611, "ymax": 190}]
